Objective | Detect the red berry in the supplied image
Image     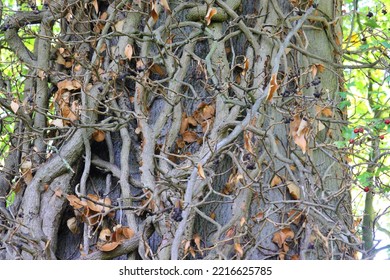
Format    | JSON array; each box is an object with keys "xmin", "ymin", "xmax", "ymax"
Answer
[
  {"xmin": 363, "ymin": 187, "xmax": 370, "ymax": 192},
  {"xmin": 359, "ymin": 127, "xmax": 364, "ymax": 133},
  {"xmin": 354, "ymin": 128, "xmax": 359, "ymax": 133},
  {"xmin": 385, "ymin": 119, "xmax": 390, "ymax": 125},
  {"xmin": 349, "ymin": 139, "xmax": 355, "ymax": 144},
  {"xmin": 379, "ymin": 135, "xmax": 385, "ymax": 140}
]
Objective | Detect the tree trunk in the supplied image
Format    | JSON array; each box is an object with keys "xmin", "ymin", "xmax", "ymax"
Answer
[{"xmin": 0, "ymin": 0, "xmax": 360, "ymax": 260}]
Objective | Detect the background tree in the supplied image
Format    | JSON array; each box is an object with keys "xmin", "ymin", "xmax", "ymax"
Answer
[{"xmin": 0, "ymin": 0, "xmax": 387, "ymax": 260}]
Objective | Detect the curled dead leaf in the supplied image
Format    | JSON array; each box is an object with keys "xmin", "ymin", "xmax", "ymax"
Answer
[
  {"xmin": 193, "ymin": 233, "xmax": 202, "ymax": 255},
  {"xmin": 184, "ymin": 240, "xmax": 191, "ymax": 255},
  {"xmin": 98, "ymin": 241, "xmax": 120, "ymax": 252},
  {"xmin": 293, "ymin": 133, "xmax": 307, "ymax": 154},
  {"xmin": 160, "ymin": 0, "xmax": 171, "ymax": 14},
  {"xmin": 67, "ymin": 217, "xmax": 79, "ymax": 234},
  {"xmin": 234, "ymin": 242, "xmax": 244, "ymax": 257},
  {"xmin": 197, "ymin": 163, "xmax": 206, "ymax": 179},
  {"xmin": 244, "ymin": 131, "xmax": 254, "ymax": 154},
  {"xmin": 296, "ymin": 118, "xmax": 309, "ymax": 137},
  {"xmin": 205, "ymin": 7, "xmax": 217, "ymax": 26},
  {"xmin": 50, "ymin": 118, "xmax": 64, "ymax": 128},
  {"xmin": 270, "ymin": 175, "xmax": 282, "ymax": 187},
  {"xmin": 266, "ymin": 73, "xmax": 279, "ymax": 101},
  {"xmin": 272, "ymin": 228, "xmax": 295, "ymax": 248},
  {"xmin": 10, "ymin": 100, "xmax": 19, "ymax": 113},
  {"xmin": 99, "ymin": 228, "xmax": 112, "ymax": 242},
  {"xmin": 57, "ymin": 79, "xmax": 82, "ymax": 92},
  {"xmin": 67, "ymin": 194, "xmax": 86, "ymax": 209},
  {"xmin": 288, "ymin": 209, "xmax": 304, "ymax": 225},
  {"xmin": 92, "ymin": 0, "xmax": 99, "ymax": 13},
  {"xmin": 124, "ymin": 44, "xmax": 133, "ymax": 61},
  {"xmin": 291, "ymin": 254, "xmax": 300, "ymax": 260},
  {"xmin": 286, "ymin": 181, "xmax": 301, "ymax": 200},
  {"xmin": 113, "ymin": 226, "xmax": 135, "ymax": 243},
  {"xmin": 182, "ymin": 131, "xmax": 198, "ymax": 143},
  {"xmin": 150, "ymin": 1, "xmax": 159, "ymax": 21},
  {"xmin": 92, "ymin": 130, "xmax": 105, "ymax": 142}
]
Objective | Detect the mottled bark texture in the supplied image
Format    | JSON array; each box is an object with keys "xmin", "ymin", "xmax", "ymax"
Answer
[{"xmin": 0, "ymin": 0, "xmax": 359, "ymax": 259}]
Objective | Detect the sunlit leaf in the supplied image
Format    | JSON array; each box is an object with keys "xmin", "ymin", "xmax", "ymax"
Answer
[{"xmin": 6, "ymin": 190, "xmax": 16, "ymax": 208}]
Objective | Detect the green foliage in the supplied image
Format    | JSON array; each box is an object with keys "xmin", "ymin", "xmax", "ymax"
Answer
[
  {"xmin": 342, "ymin": 0, "xmax": 390, "ymax": 258},
  {"xmin": 5, "ymin": 190, "xmax": 15, "ymax": 208}
]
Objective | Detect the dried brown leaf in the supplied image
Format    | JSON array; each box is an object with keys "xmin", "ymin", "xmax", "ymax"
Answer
[
  {"xmin": 272, "ymin": 228, "xmax": 295, "ymax": 248},
  {"xmin": 291, "ymin": 254, "xmax": 300, "ymax": 260},
  {"xmin": 297, "ymin": 118, "xmax": 309, "ymax": 137},
  {"xmin": 189, "ymin": 247, "xmax": 196, "ymax": 258},
  {"xmin": 92, "ymin": 0, "xmax": 99, "ymax": 13},
  {"xmin": 182, "ymin": 131, "xmax": 198, "ymax": 143},
  {"xmin": 293, "ymin": 133, "xmax": 307, "ymax": 154},
  {"xmin": 240, "ymin": 217, "xmax": 246, "ymax": 227},
  {"xmin": 57, "ymin": 79, "xmax": 81, "ymax": 91},
  {"xmin": 54, "ymin": 188, "xmax": 63, "ymax": 198},
  {"xmin": 321, "ymin": 107, "xmax": 333, "ymax": 117},
  {"xmin": 92, "ymin": 130, "xmax": 105, "ymax": 142},
  {"xmin": 226, "ymin": 226, "xmax": 235, "ymax": 238},
  {"xmin": 180, "ymin": 113, "xmax": 189, "ymax": 135},
  {"xmin": 193, "ymin": 233, "xmax": 202, "ymax": 254},
  {"xmin": 67, "ymin": 194, "xmax": 86, "ymax": 209},
  {"xmin": 160, "ymin": 0, "xmax": 171, "ymax": 14},
  {"xmin": 270, "ymin": 175, "xmax": 282, "ymax": 187},
  {"xmin": 114, "ymin": 19, "xmax": 124, "ymax": 32},
  {"xmin": 10, "ymin": 100, "xmax": 19, "ymax": 113},
  {"xmin": 244, "ymin": 131, "xmax": 254, "ymax": 154},
  {"xmin": 288, "ymin": 209, "xmax": 303, "ymax": 225},
  {"xmin": 266, "ymin": 73, "xmax": 279, "ymax": 101},
  {"xmin": 252, "ymin": 211, "xmax": 264, "ymax": 222},
  {"xmin": 197, "ymin": 163, "xmax": 206, "ymax": 179},
  {"xmin": 184, "ymin": 240, "xmax": 191, "ymax": 255},
  {"xmin": 286, "ymin": 181, "xmax": 300, "ymax": 200},
  {"xmin": 311, "ymin": 64, "xmax": 318, "ymax": 78},
  {"xmin": 150, "ymin": 1, "xmax": 159, "ymax": 21},
  {"xmin": 205, "ymin": 7, "xmax": 217, "ymax": 26},
  {"xmin": 99, "ymin": 241, "xmax": 120, "ymax": 252},
  {"xmin": 99, "ymin": 228, "xmax": 112, "ymax": 241},
  {"xmin": 38, "ymin": 69, "xmax": 46, "ymax": 80},
  {"xmin": 241, "ymin": 57, "xmax": 249, "ymax": 76},
  {"xmin": 124, "ymin": 44, "xmax": 133, "ymax": 61},
  {"xmin": 234, "ymin": 242, "xmax": 244, "ymax": 257},
  {"xmin": 67, "ymin": 217, "xmax": 79, "ymax": 234},
  {"xmin": 187, "ymin": 116, "xmax": 198, "ymax": 126}
]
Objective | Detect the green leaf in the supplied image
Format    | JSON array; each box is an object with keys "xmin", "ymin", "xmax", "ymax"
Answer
[
  {"xmin": 381, "ymin": 41, "xmax": 390, "ymax": 49},
  {"xmin": 334, "ymin": 141, "xmax": 346, "ymax": 148},
  {"xmin": 357, "ymin": 172, "xmax": 372, "ymax": 187},
  {"xmin": 364, "ymin": 19, "xmax": 379, "ymax": 28},
  {"xmin": 339, "ymin": 100, "xmax": 351, "ymax": 110},
  {"xmin": 6, "ymin": 190, "xmax": 16, "ymax": 208}
]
